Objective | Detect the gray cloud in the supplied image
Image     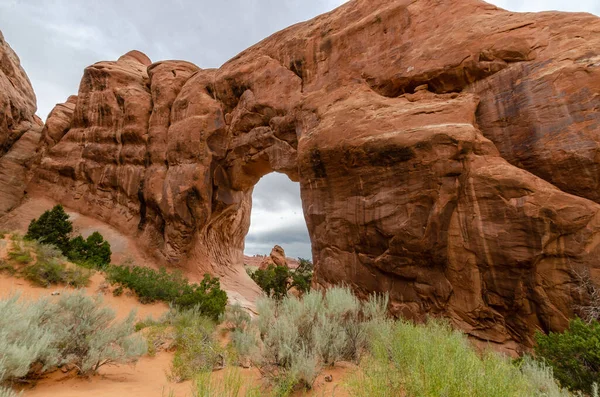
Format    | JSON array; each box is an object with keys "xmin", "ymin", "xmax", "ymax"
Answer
[
  {"xmin": 491, "ymin": 0, "xmax": 599, "ymax": 14},
  {"xmin": 0, "ymin": 0, "xmax": 347, "ymax": 119},
  {"xmin": 246, "ymin": 173, "xmax": 311, "ymax": 258},
  {"xmin": 252, "ymin": 173, "xmax": 303, "ymax": 212},
  {"xmin": 1, "ymin": 0, "xmax": 597, "ymax": 260}
]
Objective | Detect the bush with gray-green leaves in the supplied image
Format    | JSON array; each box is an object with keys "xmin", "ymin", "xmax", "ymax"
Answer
[{"xmin": 0, "ymin": 291, "xmax": 146, "ymax": 392}]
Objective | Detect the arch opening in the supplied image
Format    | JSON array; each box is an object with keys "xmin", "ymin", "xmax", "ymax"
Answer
[{"xmin": 244, "ymin": 172, "xmax": 311, "ymax": 267}]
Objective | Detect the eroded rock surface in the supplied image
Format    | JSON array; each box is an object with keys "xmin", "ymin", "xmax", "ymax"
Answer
[
  {"xmin": 259, "ymin": 245, "xmax": 288, "ymax": 269},
  {"xmin": 0, "ymin": 31, "xmax": 42, "ymax": 216},
  {"xmin": 4, "ymin": 0, "xmax": 600, "ymax": 350}
]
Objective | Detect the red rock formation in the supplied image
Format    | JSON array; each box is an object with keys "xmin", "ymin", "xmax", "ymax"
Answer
[
  {"xmin": 259, "ymin": 245, "xmax": 288, "ymax": 269},
  {"xmin": 3, "ymin": 0, "xmax": 600, "ymax": 350},
  {"xmin": 0, "ymin": 30, "xmax": 42, "ymax": 216}
]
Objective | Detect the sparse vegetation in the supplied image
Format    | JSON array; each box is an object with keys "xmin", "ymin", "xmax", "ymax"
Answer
[
  {"xmin": 0, "ymin": 291, "xmax": 146, "ymax": 388},
  {"xmin": 5, "ymin": 237, "xmax": 91, "ymax": 287},
  {"xmin": 106, "ymin": 265, "xmax": 227, "ymax": 320},
  {"xmin": 25, "ymin": 205, "xmax": 112, "ymax": 269},
  {"xmin": 231, "ymin": 287, "xmax": 388, "ymax": 394},
  {"xmin": 535, "ymin": 318, "xmax": 600, "ymax": 394}
]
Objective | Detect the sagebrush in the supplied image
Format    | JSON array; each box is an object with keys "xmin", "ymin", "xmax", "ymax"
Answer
[
  {"xmin": 0, "ymin": 291, "xmax": 146, "ymax": 385},
  {"xmin": 233, "ymin": 287, "xmax": 388, "ymax": 393}
]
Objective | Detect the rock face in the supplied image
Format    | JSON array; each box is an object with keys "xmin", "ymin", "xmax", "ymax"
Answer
[
  {"xmin": 0, "ymin": 31, "xmax": 42, "ymax": 216},
  {"xmin": 259, "ymin": 245, "xmax": 288, "ymax": 269},
  {"xmin": 4, "ymin": 0, "xmax": 600, "ymax": 350}
]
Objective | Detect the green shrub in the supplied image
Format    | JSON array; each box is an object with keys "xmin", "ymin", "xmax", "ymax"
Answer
[
  {"xmin": 0, "ymin": 291, "xmax": 146, "ymax": 383},
  {"xmin": 348, "ymin": 319, "xmax": 569, "ymax": 397},
  {"xmin": 535, "ymin": 318, "xmax": 600, "ymax": 393},
  {"xmin": 106, "ymin": 265, "xmax": 227, "ymax": 320},
  {"xmin": 24, "ymin": 206, "xmax": 111, "ymax": 268},
  {"xmin": 67, "ymin": 232, "xmax": 112, "ymax": 269},
  {"xmin": 0, "ymin": 259, "xmax": 14, "ymax": 275},
  {"xmin": 25, "ymin": 205, "xmax": 72, "ymax": 254},
  {"xmin": 7, "ymin": 239, "xmax": 33, "ymax": 265},
  {"xmin": 168, "ymin": 307, "xmax": 223, "ymax": 381}
]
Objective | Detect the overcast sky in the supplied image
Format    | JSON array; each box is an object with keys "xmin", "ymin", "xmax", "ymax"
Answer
[{"xmin": 0, "ymin": 0, "xmax": 598, "ymax": 259}]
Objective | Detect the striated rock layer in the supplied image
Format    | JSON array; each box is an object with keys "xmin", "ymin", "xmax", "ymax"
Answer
[
  {"xmin": 4, "ymin": 0, "xmax": 600, "ymax": 350},
  {"xmin": 0, "ymin": 31, "xmax": 42, "ymax": 216}
]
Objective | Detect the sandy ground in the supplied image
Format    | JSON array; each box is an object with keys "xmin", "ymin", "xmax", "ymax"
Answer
[
  {"xmin": 0, "ymin": 272, "xmax": 169, "ymax": 322},
  {"xmin": 0, "ymin": 234, "xmax": 354, "ymax": 397}
]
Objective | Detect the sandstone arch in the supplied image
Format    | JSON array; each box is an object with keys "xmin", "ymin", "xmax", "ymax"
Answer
[{"xmin": 2, "ymin": 0, "xmax": 600, "ymax": 352}]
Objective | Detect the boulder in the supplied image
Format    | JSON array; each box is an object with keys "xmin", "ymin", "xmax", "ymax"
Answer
[{"xmin": 259, "ymin": 245, "xmax": 288, "ymax": 269}]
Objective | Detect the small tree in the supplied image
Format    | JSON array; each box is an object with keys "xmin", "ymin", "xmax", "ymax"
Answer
[
  {"xmin": 250, "ymin": 264, "xmax": 291, "ymax": 300},
  {"xmin": 25, "ymin": 205, "xmax": 73, "ymax": 254},
  {"xmin": 251, "ymin": 259, "xmax": 314, "ymax": 299},
  {"xmin": 535, "ymin": 317, "xmax": 600, "ymax": 393},
  {"xmin": 292, "ymin": 258, "xmax": 313, "ymax": 294}
]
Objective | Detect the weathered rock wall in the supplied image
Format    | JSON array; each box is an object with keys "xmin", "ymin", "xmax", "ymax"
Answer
[
  {"xmin": 0, "ymin": 30, "xmax": 42, "ymax": 216},
  {"xmin": 7, "ymin": 0, "xmax": 600, "ymax": 350}
]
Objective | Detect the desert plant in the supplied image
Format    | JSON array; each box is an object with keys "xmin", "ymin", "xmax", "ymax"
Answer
[
  {"xmin": 240, "ymin": 287, "xmax": 388, "ymax": 393},
  {"xmin": 6, "ymin": 239, "xmax": 91, "ymax": 287},
  {"xmin": 67, "ymin": 232, "xmax": 112, "ymax": 269},
  {"xmin": 0, "ymin": 291, "xmax": 146, "ymax": 383},
  {"xmin": 573, "ymin": 269, "xmax": 600, "ymax": 323},
  {"xmin": 226, "ymin": 303, "xmax": 251, "ymax": 331},
  {"xmin": 25, "ymin": 205, "xmax": 73, "ymax": 254},
  {"xmin": 0, "ymin": 295, "xmax": 60, "ymax": 383},
  {"xmin": 7, "ymin": 239, "xmax": 33, "ymax": 265},
  {"xmin": 48, "ymin": 291, "xmax": 147, "ymax": 374},
  {"xmin": 251, "ymin": 264, "xmax": 291, "ymax": 300},
  {"xmin": 291, "ymin": 258, "xmax": 313, "ymax": 294},
  {"xmin": 169, "ymin": 307, "xmax": 223, "ymax": 381},
  {"xmin": 348, "ymin": 318, "xmax": 569, "ymax": 397},
  {"xmin": 251, "ymin": 259, "xmax": 314, "ymax": 299},
  {"xmin": 23, "ymin": 260, "xmax": 91, "ymax": 288},
  {"xmin": 106, "ymin": 265, "xmax": 227, "ymax": 320},
  {"xmin": 518, "ymin": 356, "xmax": 571, "ymax": 397},
  {"xmin": 535, "ymin": 317, "xmax": 600, "ymax": 393},
  {"xmin": 193, "ymin": 367, "xmax": 262, "ymax": 397}
]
